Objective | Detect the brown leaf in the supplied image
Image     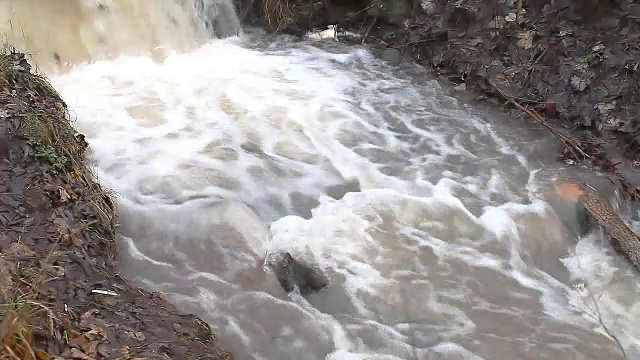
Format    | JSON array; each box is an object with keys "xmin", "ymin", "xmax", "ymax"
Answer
[
  {"xmin": 542, "ymin": 100, "xmax": 556, "ymax": 115},
  {"xmin": 69, "ymin": 333, "xmax": 89, "ymax": 347},
  {"xmin": 35, "ymin": 351, "xmax": 49, "ymax": 360},
  {"xmin": 70, "ymin": 230, "xmax": 83, "ymax": 247},
  {"xmin": 84, "ymin": 328, "xmax": 106, "ymax": 340},
  {"xmin": 67, "ymin": 328, "xmax": 82, "ymax": 341},
  {"xmin": 70, "ymin": 167, "xmax": 84, "ymax": 182},
  {"xmin": 70, "ymin": 348, "xmax": 94, "ymax": 360},
  {"xmin": 80, "ymin": 309, "xmax": 99, "ymax": 329}
]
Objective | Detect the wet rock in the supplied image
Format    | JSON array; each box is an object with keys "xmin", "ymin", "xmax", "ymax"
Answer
[
  {"xmin": 381, "ymin": 48, "xmax": 402, "ymax": 63},
  {"xmin": 266, "ymin": 252, "xmax": 329, "ymax": 294}
]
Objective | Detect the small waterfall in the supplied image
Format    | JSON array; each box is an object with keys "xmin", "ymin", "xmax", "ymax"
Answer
[
  {"xmin": 0, "ymin": 0, "xmax": 243, "ymax": 73},
  {"xmin": 195, "ymin": 0, "xmax": 243, "ymax": 38},
  {"xmin": 6, "ymin": 1, "xmax": 640, "ymax": 358}
]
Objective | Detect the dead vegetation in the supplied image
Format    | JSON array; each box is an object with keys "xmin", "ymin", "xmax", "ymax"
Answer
[
  {"xmin": 350, "ymin": 0, "xmax": 640, "ymax": 202},
  {"xmin": 0, "ymin": 242, "xmax": 61, "ymax": 360},
  {"xmin": 262, "ymin": 0, "xmax": 295, "ymax": 31}
]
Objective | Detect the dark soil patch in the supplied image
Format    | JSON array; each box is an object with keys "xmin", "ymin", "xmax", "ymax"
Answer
[
  {"xmin": 0, "ymin": 49, "xmax": 232, "ymax": 359},
  {"xmin": 363, "ymin": 0, "xmax": 640, "ymax": 140},
  {"xmin": 360, "ymin": 0, "xmax": 640, "ymax": 197}
]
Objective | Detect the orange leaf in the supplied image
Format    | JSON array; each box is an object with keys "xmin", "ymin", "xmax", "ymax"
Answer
[{"xmin": 555, "ymin": 183, "xmax": 585, "ymax": 200}]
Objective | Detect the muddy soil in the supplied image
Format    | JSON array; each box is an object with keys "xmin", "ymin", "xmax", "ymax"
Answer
[
  {"xmin": 0, "ymin": 50, "xmax": 232, "ymax": 359},
  {"xmin": 370, "ymin": 0, "xmax": 640, "ymax": 195},
  {"xmin": 363, "ymin": 0, "xmax": 640, "ymax": 157}
]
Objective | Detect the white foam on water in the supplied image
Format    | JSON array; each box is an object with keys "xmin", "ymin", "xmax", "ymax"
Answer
[
  {"xmin": 561, "ymin": 229, "xmax": 640, "ymax": 355},
  {"xmin": 48, "ymin": 34, "xmax": 639, "ymax": 359}
]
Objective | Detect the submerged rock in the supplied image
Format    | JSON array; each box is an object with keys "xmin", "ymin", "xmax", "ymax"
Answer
[{"xmin": 266, "ymin": 252, "xmax": 329, "ymax": 294}]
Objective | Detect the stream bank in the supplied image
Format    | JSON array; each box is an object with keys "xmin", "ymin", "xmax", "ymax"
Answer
[
  {"xmin": 250, "ymin": 0, "xmax": 640, "ymax": 194},
  {"xmin": 0, "ymin": 48, "xmax": 232, "ymax": 360}
]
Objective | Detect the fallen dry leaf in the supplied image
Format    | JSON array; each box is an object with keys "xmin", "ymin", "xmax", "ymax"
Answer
[
  {"xmin": 58, "ymin": 187, "xmax": 71, "ymax": 202},
  {"xmin": 70, "ymin": 167, "xmax": 83, "ymax": 182},
  {"xmin": 80, "ymin": 309, "xmax": 99, "ymax": 328},
  {"xmin": 70, "ymin": 230, "xmax": 83, "ymax": 247},
  {"xmin": 84, "ymin": 328, "xmax": 106, "ymax": 341},
  {"xmin": 70, "ymin": 348, "xmax": 94, "ymax": 360},
  {"xmin": 516, "ymin": 31, "xmax": 534, "ymax": 49},
  {"xmin": 555, "ymin": 183, "xmax": 585, "ymax": 200}
]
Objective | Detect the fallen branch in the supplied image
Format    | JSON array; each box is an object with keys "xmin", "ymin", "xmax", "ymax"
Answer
[
  {"xmin": 490, "ymin": 81, "xmax": 590, "ymax": 160},
  {"xmin": 558, "ymin": 183, "xmax": 640, "ymax": 273},
  {"xmin": 397, "ymin": 0, "xmax": 419, "ymax": 65},
  {"xmin": 520, "ymin": 48, "xmax": 548, "ymax": 89},
  {"xmin": 361, "ymin": 8, "xmax": 380, "ymax": 46}
]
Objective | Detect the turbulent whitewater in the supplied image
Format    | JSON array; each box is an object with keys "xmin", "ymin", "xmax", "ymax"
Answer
[{"xmin": 4, "ymin": 1, "xmax": 640, "ymax": 359}]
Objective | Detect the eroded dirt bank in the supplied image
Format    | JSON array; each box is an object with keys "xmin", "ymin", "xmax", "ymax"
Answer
[{"xmin": 0, "ymin": 49, "xmax": 232, "ymax": 359}]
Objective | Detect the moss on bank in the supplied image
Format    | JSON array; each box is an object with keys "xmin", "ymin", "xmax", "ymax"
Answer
[{"xmin": 0, "ymin": 47, "xmax": 233, "ymax": 359}]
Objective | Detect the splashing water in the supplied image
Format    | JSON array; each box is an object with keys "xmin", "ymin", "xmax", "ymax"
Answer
[{"xmin": 4, "ymin": 1, "xmax": 640, "ymax": 359}]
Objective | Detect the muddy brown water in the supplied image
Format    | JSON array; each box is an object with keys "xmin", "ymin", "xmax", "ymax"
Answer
[{"xmin": 4, "ymin": 1, "xmax": 640, "ymax": 359}]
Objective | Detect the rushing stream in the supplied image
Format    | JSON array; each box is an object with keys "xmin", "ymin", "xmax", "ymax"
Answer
[{"xmin": 4, "ymin": 1, "xmax": 640, "ymax": 359}]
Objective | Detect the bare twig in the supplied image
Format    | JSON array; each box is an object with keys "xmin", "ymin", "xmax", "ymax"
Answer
[
  {"xmin": 397, "ymin": 0, "xmax": 419, "ymax": 65},
  {"xmin": 573, "ymin": 247, "xmax": 628, "ymax": 359},
  {"xmin": 362, "ymin": 8, "xmax": 380, "ymax": 45},
  {"xmin": 520, "ymin": 48, "xmax": 548, "ymax": 89},
  {"xmin": 347, "ymin": 2, "xmax": 379, "ymax": 21},
  {"xmin": 490, "ymin": 81, "xmax": 590, "ymax": 160}
]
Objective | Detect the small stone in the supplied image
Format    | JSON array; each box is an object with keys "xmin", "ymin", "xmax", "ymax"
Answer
[
  {"xmin": 266, "ymin": 252, "xmax": 329, "ymax": 294},
  {"xmin": 70, "ymin": 348, "xmax": 93, "ymax": 360},
  {"xmin": 173, "ymin": 323, "xmax": 183, "ymax": 332}
]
